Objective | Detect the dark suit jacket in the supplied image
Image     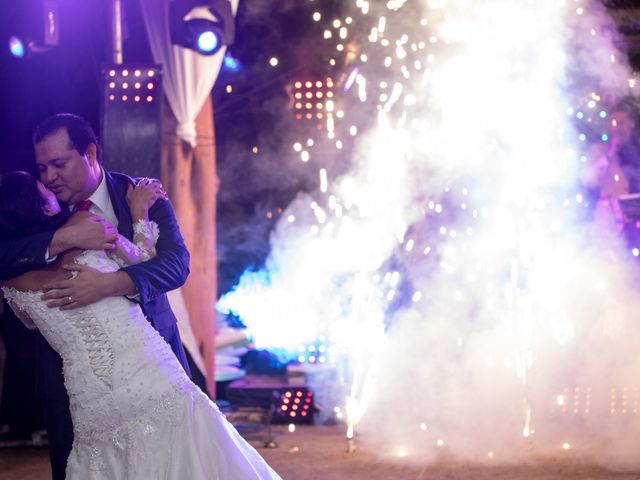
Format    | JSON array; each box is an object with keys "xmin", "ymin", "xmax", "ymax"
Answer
[{"xmin": 0, "ymin": 169, "xmax": 191, "ymax": 398}]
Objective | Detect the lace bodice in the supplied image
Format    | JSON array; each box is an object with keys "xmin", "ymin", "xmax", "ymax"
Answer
[
  {"xmin": 1, "ymin": 224, "xmax": 283, "ymax": 479},
  {"xmin": 2, "ymin": 249, "xmax": 193, "ymax": 472},
  {"xmin": 4, "ymin": 219, "xmax": 159, "ymax": 329}
]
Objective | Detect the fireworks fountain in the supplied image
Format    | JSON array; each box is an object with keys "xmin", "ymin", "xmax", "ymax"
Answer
[{"xmin": 219, "ymin": 0, "xmax": 640, "ymax": 466}]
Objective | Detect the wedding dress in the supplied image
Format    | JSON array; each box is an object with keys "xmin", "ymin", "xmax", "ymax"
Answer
[{"xmin": 2, "ymin": 246, "xmax": 282, "ymax": 479}]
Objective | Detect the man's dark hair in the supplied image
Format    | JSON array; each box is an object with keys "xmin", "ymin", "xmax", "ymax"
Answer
[
  {"xmin": 33, "ymin": 113, "xmax": 102, "ymax": 161},
  {"xmin": 0, "ymin": 171, "xmax": 70, "ymax": 239}
]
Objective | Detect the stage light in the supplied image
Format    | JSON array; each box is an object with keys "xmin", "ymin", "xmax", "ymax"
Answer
[
  {"xmin": 101, "ymin": 64, "xmax": 163, "ymax": 178},
  {"xmin": 226, "ymin": 381, "xmax": 315, "ymax": 425},
  {"xmin": 6, "ymin": 0, "xmax": 59, "ymax": 59},
  {"xmin": 178, "ymin": 17, "xmax": 223, "ymax": 55},
  {"xmin": 8, "ymin": 37, "xmax": 25, "ymax": 58},
  {"xmin": 291, "ymin": 77, "xmax": 336, "ymax": 128},
  {"xmin": 196, "ymin": 28, "xmax": 220, "ymax": 54},
  {"xmin": 223, "ymin": 54, "xmax": 240, "ymax": 71},
  {"xmin": 170, "ymin": 0, "xmax": 235, "ymax": 56}
]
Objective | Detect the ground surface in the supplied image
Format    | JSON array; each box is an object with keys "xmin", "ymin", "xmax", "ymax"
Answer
[{"xmin": 2, "ymin": 425, "xmax": 640, "ymax": 480}]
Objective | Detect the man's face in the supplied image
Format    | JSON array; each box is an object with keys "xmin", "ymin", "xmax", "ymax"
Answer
[{"xmin": 35, "ymin": 128, "xmax": 101, "ymax": 205}]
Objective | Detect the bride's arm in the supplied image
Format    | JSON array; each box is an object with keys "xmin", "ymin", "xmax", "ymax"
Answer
[
  {"xmin": 6, "ymin": 298, "xmax": 37, "ymax": 330},
  {"xmin": 110, "ymin": 226, "xmax": 158, "ymax": 266},
  {"xmin": 2, "ymin": 287, "xmax": 36, "ymax": 330},
  {"xmin": 109, "ymin": 180, "xmax": 167, "ymax": 267},
  {"xmin": 2, "ymin": 281, "xmax": 43, "ymax": 331}
]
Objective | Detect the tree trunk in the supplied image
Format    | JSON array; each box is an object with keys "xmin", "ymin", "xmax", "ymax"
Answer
[{"xmin": 161, "ymin": 94, "xmax": 218, "ymax": 397}]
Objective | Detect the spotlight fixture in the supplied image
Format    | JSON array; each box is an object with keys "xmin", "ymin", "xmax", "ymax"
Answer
[
  {"xmin": 291, "ymin": 77, "xmax": 335, "ymax": 127},
  {"xmin": 226, "ymin": 380, "xmax": 315, "ymax": 425},
  {"xmin": 170, "ymin": 0, "xmax": 235, "ymax": 56},
  {"xmin": 8, "ymin": 36, "xmax": 26, "ymax": 58},
  {"xmin": 101, "ymin": 64, "xmax": 164, "ymax": 179},
  {"xmin": 6, "ymin": 0, "xmax": 59, "ymax": 59}
]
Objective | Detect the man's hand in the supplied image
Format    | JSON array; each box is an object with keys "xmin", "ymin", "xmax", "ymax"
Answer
[
  {"xmin": 41, "ymin": 264, "xmax": 136, "ymax": 310},
  {"xmin": 49, "ymin": 215, "xmax": 118, "ymax": 257}
]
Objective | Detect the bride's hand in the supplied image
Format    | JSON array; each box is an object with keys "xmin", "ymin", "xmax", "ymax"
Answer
[
  {"xmin": 126, "ymin": 178, "xmax": 168, "ymax": 217},
  {"xmin": 60, "ymin": 212, "xmax": 118, "ymax": 252}
]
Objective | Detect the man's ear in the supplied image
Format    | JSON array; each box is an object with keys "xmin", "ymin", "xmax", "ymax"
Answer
[{"xmin": 85, "ymin": 143, "xmax": 98, "ymax": 165}]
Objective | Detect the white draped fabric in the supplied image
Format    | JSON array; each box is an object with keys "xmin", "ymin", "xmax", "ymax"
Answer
[
  {"xmin": 3, "ymin": 250, "xmax": 282, "ymax": 480},
  {"xmin": 139, "ymin": 0, "xmax": 238, "ymax": 147},
  {"xmin": 167, "ymin": 288, "xmax": 206, "ymax": 373}
]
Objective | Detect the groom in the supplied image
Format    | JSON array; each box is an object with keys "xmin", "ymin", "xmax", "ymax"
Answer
[{"xmin": 0, "ymin": 113, "xmax": 191, "ymax": 480}]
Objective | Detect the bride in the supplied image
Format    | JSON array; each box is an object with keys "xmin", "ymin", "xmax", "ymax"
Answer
[{"xmin": 0, "ymin": 171, "xmax": 282, "ymax": 480}]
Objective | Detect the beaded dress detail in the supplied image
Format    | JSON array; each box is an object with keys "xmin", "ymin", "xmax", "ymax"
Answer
[{"xmin": 2, "ymin": 238, "xmax": 281, "ymax": 479}]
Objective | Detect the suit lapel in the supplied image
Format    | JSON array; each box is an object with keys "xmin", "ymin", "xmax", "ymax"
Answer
[{"xmin": 105, "ymin": 170, "xmax": 134, "ymax": 240}]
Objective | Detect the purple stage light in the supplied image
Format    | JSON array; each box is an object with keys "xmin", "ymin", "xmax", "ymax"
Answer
[
  {"xmin": 223, "ymin": 54, "xmax": 240, "ymax": 71},
  {"xmin": 8, "ymin": 36, "xmax": 25, "ymax": 58}
]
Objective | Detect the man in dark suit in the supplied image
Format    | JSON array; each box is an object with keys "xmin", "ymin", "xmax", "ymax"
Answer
[{"xmin": 0, "ymin": 113, "xmax": 191, "ymax": 480}]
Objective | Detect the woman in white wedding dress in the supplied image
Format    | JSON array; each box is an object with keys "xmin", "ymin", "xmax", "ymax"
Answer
[{"xmin": 0, "ymin": 171, "xmax": 283, "ymax": 480}]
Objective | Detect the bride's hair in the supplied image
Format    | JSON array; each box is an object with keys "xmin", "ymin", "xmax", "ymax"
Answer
[{"xmin": 0, "ymin": 171, "xmax": 70, "ymax": 239}]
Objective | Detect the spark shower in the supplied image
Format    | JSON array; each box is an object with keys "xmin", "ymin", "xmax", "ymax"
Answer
[{"xmin": 219, "ymin": 0, "xmax": 640, "ymax": 465}]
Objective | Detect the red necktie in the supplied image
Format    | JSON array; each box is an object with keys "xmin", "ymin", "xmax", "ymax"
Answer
[{"xmin": 73, "ymin": 200, "xmax": 93, "ymax": 212}]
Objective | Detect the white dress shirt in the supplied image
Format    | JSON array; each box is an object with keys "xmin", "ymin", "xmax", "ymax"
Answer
[
  {"xmin": 72, "ymin": 168, "xmax": 119, "ymax": 228},
  {"xmin": 46, "ymin": 168, "xmax": 118, "ymax": 262}
]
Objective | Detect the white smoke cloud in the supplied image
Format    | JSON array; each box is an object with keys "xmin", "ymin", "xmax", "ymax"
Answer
[{"xmin": 220, "ymin": 0, "xmax": 640, "ymax": 467}]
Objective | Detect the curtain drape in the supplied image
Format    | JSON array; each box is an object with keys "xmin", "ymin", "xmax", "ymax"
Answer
[
  {"xmin": 139, "ymin": 0, "xmax": 236, "ymax": 396},
  {"xmin": 139, "ymin": 0, "xmax": 238, "ymax": 146}
]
